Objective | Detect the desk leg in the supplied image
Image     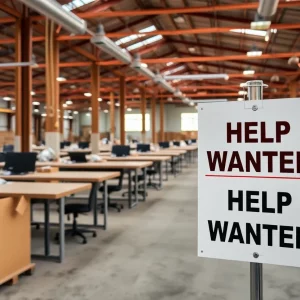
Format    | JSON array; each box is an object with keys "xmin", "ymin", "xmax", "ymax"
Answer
[
  {"xmin": 165, "ymin": 160, "xmax": 168, "ymax": 181},
  {"xmin": 143, "ymin": 167, "xmax": 147, "ymax": 201},
  {"xmin": 128, "ymin": 170, "xmax": 132, "ymax": 208},
  {"xmin": 93, "ymin": 183, "xmax": 98, "ymax": 227},
  {"xmin": 103, "ymin": 180, "xmax": 107, "ymax": 230},
  {"xmin": 135, "ymin": 169, "xmax": 138, "ymax": 205},
  {"xmin": 159, "ymin": 161, "xmax": 162, "ymax": 189},
  {"xmin": 59, "ymin": 197, "xmax": 65, "ymax": 263},
  {"xmin": 44, "ymin": 200, "xmax": 50, "ymax": 257},
  {"xmin": 172, "ymin": 156, "xmax": 176, "ymax": 177}
]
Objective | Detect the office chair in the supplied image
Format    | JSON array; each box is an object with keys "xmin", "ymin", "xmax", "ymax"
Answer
[
  {"xmin": 99, "ymin": 170, "xmax": 124, "ymax": 213},
  {"xmin": 146, "ymin": 162, "xmax": 160, "ymax": 190},
  {"xmin": 185, "ymin": 140, "xmax": 192, "ymax": 145},
  {"xmin": 3, "ymin": 144, "xmax": 14, "ymax": 153},
  {"xmin": 159, "ymin": 141, "xmax": 170, "ymax": 149},
  {"xmin": 0, "ymin": 152, "xmax": 5, "ymax": 162},
  {"xmin": 173, "ymin": 141, "xmax": 180, "ymax": 147},
  {"xmin": 112, "ymin": 145, "xmax": 130, "ymax": 157},
  {"xmin": 55, "ymin": 184, "xmax": 98, "ymax": 244}
]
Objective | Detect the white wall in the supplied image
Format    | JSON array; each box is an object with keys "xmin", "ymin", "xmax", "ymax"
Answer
[{"xmin": 77, "ymin": 104, "xmax": 197, "ymax": 141}]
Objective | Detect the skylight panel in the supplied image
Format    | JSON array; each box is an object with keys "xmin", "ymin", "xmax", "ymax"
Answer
[
  {"xmin": 63, "ymin": 0, "xmax": 94, "ymax": 11},
  {"xmin": 126, "ymin": 35, "xmax": 163, "ymax": 51},
  {"xmin": 115, "ymin": 25, "xmax": 158, "ymax": 47},
  {"xmin": 163, "ymin": 65, "xmax": 186, "ymax": 76}
]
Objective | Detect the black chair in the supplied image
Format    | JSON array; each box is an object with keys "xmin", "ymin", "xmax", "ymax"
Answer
[
  {"xmin": 146, "ymin": 162, "xmax": 160, "ymax": 190},
  {"xmin": 0, "ymin": 152, "xmax": 5, "ymax": 162},
  {"xmin": 173, "ymin": 141, "xmax": 180, "ymax": 147},
  {"xmin": 99, "ymin": 170, "xmax": 124, "ymax": 213},
  {"xmin": 78, "ymin": 141, "xmax": 89, "ymax": 149},
  {"xmin": 55, "ymin": 184, "xmax": 98, "ymax": 244},
  {"xmin": 159, "ymin": 141, "xmax": 170, "ymax": 149},
  {"xmin": 64, "ymin": 141, "xmax": 71, "ymax": 147},
  {"xmin": 185, "ymin": 140, "xmax": 192, "ymax": 145},
  {"xmin": 60, "ymin": 142, "xmax": 65, "ymax": 149},
  {"xmin": 137, "ymin": 144, "xmax": 150, "ymax": 153},
  {"xmin": 3, "ymin": 144, "xmax": 14, "ymax": 153},
  {"xmin": 132, "ymin": 139, "xmax": 139, "ymax": 144},
  {"xmin": 112, "ymin": 145, "xmax": 130, "ymax": 157}
]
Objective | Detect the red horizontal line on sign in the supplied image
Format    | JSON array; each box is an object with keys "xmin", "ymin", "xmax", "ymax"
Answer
[{"xmin": 205, "ymin": 174, "xmax": 300, "ymax": 180}]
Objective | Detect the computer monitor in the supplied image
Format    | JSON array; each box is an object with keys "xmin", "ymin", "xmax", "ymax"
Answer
[
  {"xmin": 191, "ymin": 139, "xmax": 197, "ymax": 143},
  {"xmin": 3, "ymin": 144, "xmax": 14, "ymax": 153},
  {"xmin": 64, "ymin": 141, "xmax": 71, "ymax": 147},
  {"xmin": 4, "ymin": 152, "xmax": 37, "ymax": 174},
  {"xmin": 69, "ymin": 152, "xmax": 87, "ymax": 163},
  {"xmin": 159, "ymin": 142, "xmax": 170, "ymax": 149},
  {"xmin": 185, "ymin": 140, "xmax": 192, "ymax": 145},
  {"xmin": 112, "ymin": 145, "xmax": 130, "ymax": 157},
  {"xmin": 78, "ymin": 142, "xmax": 89, "ymax": 149},
  {"xmin": 137, "ymin": 144, "xmax": 150, "ymax": 153},
  {"xmin": 173, "ymin": 141, "xmax": 180, "ymax": 147},
  {"xmin": 60, "ymin": 142, "xmax": 65, "ymax": 149}
]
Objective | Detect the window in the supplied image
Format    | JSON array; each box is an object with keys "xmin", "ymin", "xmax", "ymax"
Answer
[
  {"xmin": 115, "ymin": 25, "xmax": 163, "ymax": 52},
  {"xmin": 181, "ymin": 113, "xmax": 198, "ymax": 131},
  {"xmin": 125, "ymin": 114, "xmax": 150, "ymax": 132}
]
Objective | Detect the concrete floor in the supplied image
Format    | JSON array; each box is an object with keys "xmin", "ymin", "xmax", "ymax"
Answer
[{"xmin": 2, "ymin": 164, "xmax": 300, "ymax": 300}]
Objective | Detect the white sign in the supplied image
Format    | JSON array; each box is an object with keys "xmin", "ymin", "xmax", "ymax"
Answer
[{"xmin": 198, "ymin": 98, "xmax": 300, "ymax": 267}]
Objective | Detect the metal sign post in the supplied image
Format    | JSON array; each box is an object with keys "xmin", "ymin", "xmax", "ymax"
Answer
[{"xmin": 245, "ymin": 80, "xmax": 267, "ymax": 300}]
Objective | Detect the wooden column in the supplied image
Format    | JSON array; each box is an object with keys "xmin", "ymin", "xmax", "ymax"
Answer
[
  {"xmin": 6, "ymin": 102, "xmax": 12, "ymax": 131},
  {"xmin": 91, "ymin": 62, "xmax": 99, "ymax": 154},
  {"xmin": 45, "ymin": 20, "xmax": 60, "ymax": 156},
  {"xmin": 109, "ymin": 92, "xmax": 115, "ymax": 142},
  {"xmin": 141, "ymin": 88, "xmax": 146, "ymax": 143},
  {"xmin": 59, "ymin": 100, "xmax": 64, "ymax": 141},
  {"xmin": 289, "ymin": 81, "xmax": 297, "ymax": 98},
  {"xmin": 18, "ymin": 9, "xmax": 32, "ymax": 152},
  {"xmin": 160, "ymin": 97, "xmax": 165, "ymax": 142},
  {"xmin": 119, "ymin": 76, "xmax": 126, "ymax": 144},
  {"xmin": 68, "ymin": 118, "xmax": 73, "ymax": 142},
  {"xmin": 151, "ymin": 97, "xmax": 156, "ymax": 144}
]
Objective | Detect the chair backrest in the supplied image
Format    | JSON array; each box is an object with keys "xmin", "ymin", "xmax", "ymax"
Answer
[
  {"xmin": 185, "ymin": 140, "xmax": 192, "ymax": 145},
  {"xmin": 159, "ymin": 141, "xmax": 170, "ymax": 149},
  {"xmin": 78, "ymin": 141, "xmax": 89, "ymax": 149},
  {"xmin": 137, "ymin": 143, "xmax": 150, "ymax": 153},
  {"xmin": 3, "ymin": 144, "xmax": 14, "ymax": 153},
  {"xmin": 0, "ymin": 152, "xmax": 5, "ymax": 162},
  {"xmin": 132, "ymin": 139, "xmax": 139, "ymax": 144},
  {"xmin": 4, "ymin": 152, "xmax": 37, "ymax": 174},
  {"xmin": 173, "ymin": 141, "xmax": 180, "ymax": 147},
  {"xmin": 112, "ymin": 145, "xmax": 130, "ymax": 157},
  {"xmin": 104, "ymin": 169, "xmax": 124, "ymax": 190},
  {"xmin": 60, "ymin": 142, "xmax": 65, "ymax": 149}
]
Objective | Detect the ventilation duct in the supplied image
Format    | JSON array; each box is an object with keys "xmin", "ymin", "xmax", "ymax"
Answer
[{"xmin": 257, "ymin": 0, "xmax": 279, "ymax": 18}]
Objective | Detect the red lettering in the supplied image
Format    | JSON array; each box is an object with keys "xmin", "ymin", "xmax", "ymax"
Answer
[
  {"xmin": 280, "ymin": 151, "xmax": 294, "ymax": 173},
  {"xmin": 245, "ymin": 122, "xmax": 258, "ymax": 143},
  {"xmin": 227, "ymin": 123, "xmax": 242, "ymax": 143},
  {"xmin": 276, "ymin": 121, "xmax": 290, "ymax": 143}
]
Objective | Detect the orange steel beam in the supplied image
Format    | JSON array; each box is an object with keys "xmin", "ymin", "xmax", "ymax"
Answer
[
  {"xmin": 0, "ymin": 17, "xmax": 16, "ymax": 24},
  {"xmin": 56, "ymin": 23, "xmax": 300, "ymax": 41},
  {"xmin": 0, "ymin": 36, "xmax": 45, "ymax": 44},
  {"xmin": 0, "ymin": 4, "xmax": 21, "ymax": 18},
  {"xmin": 28, "ymin": 1, "xmax": 300, "ymax": 19}
]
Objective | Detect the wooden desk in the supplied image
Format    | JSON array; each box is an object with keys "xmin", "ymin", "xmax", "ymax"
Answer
[
  {"xmin": 0, "ymin": 171, "xmax": 120, "ymax": 231},
  {"xmin": 0, "ymin": 182, "xmax": 91, "ymax": 263},
  {"xmin": 36, "ymin": 161, "xmax": 152, "ymax": 208},
  {"xmin": 97, "ymin": 156, "xmax": 171, "ymax": 187}
]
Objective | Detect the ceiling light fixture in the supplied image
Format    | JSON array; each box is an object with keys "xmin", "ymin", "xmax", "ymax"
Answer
[
  {"xmin": 66, "ymin": 100, "xmax": 73, "ymax": 105},
  {"xmin": 91, "ymin": 24, "xmax": 132, "ymax": 64},
  {"xmin": 98, "ymin": 97, "xmax": 102, "ymax": 102},
  {"xmin": 41, "ymin": 113, "xmax": 47, "ymax": 117},
  {"xmin": 238, "ymin": 91, "xmax": 248, "ymax": 95},
  {"xmin": 73, "ymin": 111, "xmax": 78, "ymax": 115},
  {"xmin": 63, "ymin": 103, "xmax": 68, "ymax": 108},
  {"xmin": 243, "ymin": 69, "xmax": 255, "ymax": 75},
  {"xmin": 17, "ymin": 0, "xmax": 87, "ymax": 34},
  {"xmin": 34, "ymin": 108, "xmax": 39, "ymax": 113},
  {"xmin": 115, "ymin": 103, "xmax": 120, "ymax": 107},
  {"xmin": 127, "ymin": 108, "xmax": 132, "ymax": 112},
  {"xmin": 33, "ymin": 101, "xmax": 40, "ymax": 105},
  {"xmin": 104, "ymin": 109, "xmax": 109, "ymax": 113},
  {"xmin": 164, "ymin": 74, "xmax": 229, "ymax": 81},
  {"xmin": 31, "ymin": 91, "xmax": 36, "ymax": 96},
  {"xmin": 237, "ymin": 98, "xmax": 244, "ymax": 101},
  {"xmin": 84, "ymin": 92, "xmax": 92, "ymax": 97},
  {"xmin": 57, "ymin": 76, "xmax": 66, "ymax": 82},
  {"xmin": 247, "ymin": 50, "xmax": 263, "ymax": 57},
  {"xmin": 3, "ymin": 97, "xmax": 12, "ymax": 101},
  {"xmin": 131, "ymin": 54, "xmax": 156, "ymax": 80}
]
